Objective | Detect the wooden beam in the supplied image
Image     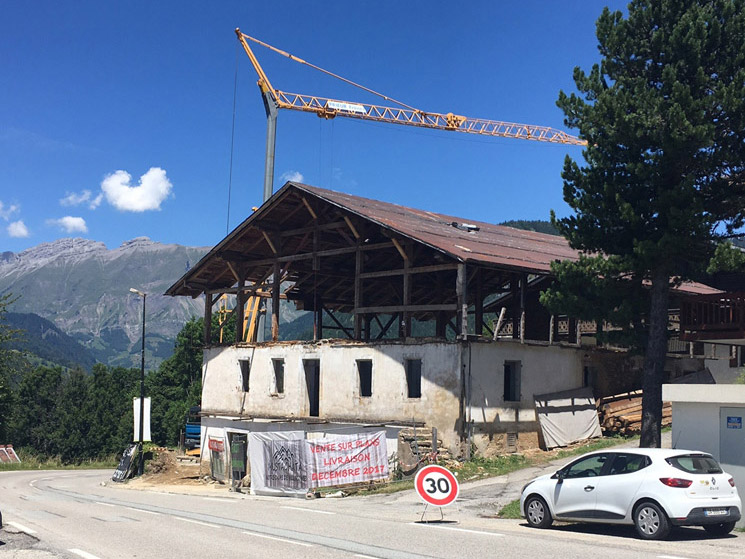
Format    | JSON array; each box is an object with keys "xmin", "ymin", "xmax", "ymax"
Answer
[
  {"xmin": 359, "ymin": 263, "xmax": 458, "ymax": 279},
  {"xmin": 323, "ymin": 305, "xmax": 354, "ymax": 339},
  {"xmin": 355, "ymin": 303, "xmax": 457, "ymax": 314},
  {"xmin": 354, "ymin": 245, "xmax": 363, "ymax": 339},
  {"xmin": 391, "ymin": 238, "xmax": 408, "ymax": 261},
  {"xmin": 203, "ymin": 293, "xmax": 213, "ymax": 345},
  {"xmin": 226, "ymin": 261, "xmax": 241, "ymax": 283},
  {"xmin": 272, "ymin": 259, "xmax": 280, "ymax": 341},
  {"xmin": 456, "ymin": 263, "xmax": 467, "ymax": 337},
  {"xmin": 235, "ymin": 284, "xmax": 245, "ymax": 343},
  {"xmin": 302, "ymin": 196, "xmax": 317, "ymax": 219},
  {"xmin": 262, "ymin": 231, "xmax": 278, "ymax": 254},
  {"xmin": 344, "ymin": 216, "xmax": 361, "ymax": 240},
  {"xmin": 279, "ymin": 220, "xmax": 346, "ymax": 237}
]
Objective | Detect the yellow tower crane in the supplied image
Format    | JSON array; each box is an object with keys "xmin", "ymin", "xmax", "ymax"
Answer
[{"xmin": 235, "ymin": 29, "xmax": 586, "ymax": 202}]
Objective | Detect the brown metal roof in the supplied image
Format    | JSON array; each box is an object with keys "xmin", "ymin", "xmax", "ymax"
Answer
[
  {"xmin": 296, "ymin": 184, "xmax": 580, "ymax": 273},
  {"xmin": 166, "ymin": 182, "xmax": 719, "ymax": 298}
]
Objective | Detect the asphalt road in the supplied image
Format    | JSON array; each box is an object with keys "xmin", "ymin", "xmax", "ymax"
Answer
[{"xmin": 1, "ymin": 467, "xmax": 744, "ymax": 559}]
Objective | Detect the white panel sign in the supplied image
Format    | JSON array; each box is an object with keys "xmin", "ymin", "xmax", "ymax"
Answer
[
  {"xmin": 133, "ymin": 397, "xmax": 151, "ymax": 442},
  {"xmin": 307, "ymin": 431, "xmax": 388, "ymax": 488},
  {"xmin": 327, "ymin": 100, "xmax": 366, "ymax": 114}
]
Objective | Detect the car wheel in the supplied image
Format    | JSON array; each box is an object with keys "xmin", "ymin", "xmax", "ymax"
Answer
[
  {"xmin": 703, "ymin": 521, "xmax": 736, "ymax": 536},
  {"xmin": 525, "ymin": 495, "xmax": 553, "ymax": 529},
  {"xmin": 633, "ymin": 501, "xmax": 670, "ymax": 540}
]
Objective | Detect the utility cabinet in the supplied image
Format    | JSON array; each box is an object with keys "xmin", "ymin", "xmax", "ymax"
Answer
[{"xmin": 663, "ymin": 384, "xmax": 745, "ymax": 527}]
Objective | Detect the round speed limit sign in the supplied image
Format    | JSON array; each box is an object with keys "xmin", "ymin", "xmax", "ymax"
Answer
[{"xmin": 415, "ymin": 465, "xmax": 459, "ymax": 507}]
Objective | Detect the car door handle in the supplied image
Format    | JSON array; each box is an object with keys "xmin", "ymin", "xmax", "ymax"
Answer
[{"xmin": 584, "ymin": 485, "xmax": 595, "ymax": 491}]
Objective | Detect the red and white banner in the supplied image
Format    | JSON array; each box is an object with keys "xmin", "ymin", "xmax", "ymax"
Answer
[{"xmin": 307, "ymin": 431, "xmax": 388, "ymax": 488}]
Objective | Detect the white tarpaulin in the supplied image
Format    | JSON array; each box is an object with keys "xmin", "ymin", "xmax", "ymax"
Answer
[
  {"xmin": 307, "ymin": 431, "xmax": 388, "ymax": 488},
  {"xmin": 248, "ymin": 430, "xmax": 390, "ymax": 495},
  {"xmin": 534, "ymin": 387, "xmax": 602, "ymax": 449},
  {"xmin": 248, "ymin": 431, "xmax": 307, "ymax": 497}
]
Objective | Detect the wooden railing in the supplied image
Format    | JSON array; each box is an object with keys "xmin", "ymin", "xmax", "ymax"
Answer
[{"xmin": 680, "ymin": 293, "xmax": 745, "ymax": 332}]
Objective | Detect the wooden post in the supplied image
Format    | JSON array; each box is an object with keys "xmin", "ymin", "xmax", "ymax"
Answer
[
  {"xmin": 511, "ymin": 273, "xmax": 520, "ymax": 339},
  {"xmin": 235, "ymin": 287, "xmax": 245, "ymax": 343},
  {"xmin": 204, "ymin": 293, "xmax": 213, "ymax": 345},
  {"xmin": 402, "ymin": 242, "xmax": 412, "ymax": 338},
  {"xmin": 271, "ymin": 260, "xmax": 280, "ymax": 341},
  {"xmin": 475, "ymin": 268, "xmax": 483, "ymax": 336},
  {"xmin": 354, "ymin": 245, "xmax": 362, "ymax": 339},
  {"xmin": 520, "ymin": 273, "xmax": 527, "ymax": 343},
  {"xmin": 456, "ymin": 263, "xmax": 467, "ymax": 338}
]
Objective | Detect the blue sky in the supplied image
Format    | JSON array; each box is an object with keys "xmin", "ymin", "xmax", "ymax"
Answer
[{"xmin": 1, "ymin": 1, "xmax": 627, "ymax": 253}]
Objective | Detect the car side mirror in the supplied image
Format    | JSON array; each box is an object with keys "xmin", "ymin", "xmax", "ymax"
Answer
[{"xmin": 552, "ymin": 470, "xmax": 565, "ymax": 483}]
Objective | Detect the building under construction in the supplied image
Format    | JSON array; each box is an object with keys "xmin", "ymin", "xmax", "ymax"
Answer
[{"xmin": 166, "ymin": 182, "xmax": 737, "ymax": 478}]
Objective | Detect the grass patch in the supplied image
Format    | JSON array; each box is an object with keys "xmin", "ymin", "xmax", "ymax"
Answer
[
  {"xmin": 455, "ymin": 453, "xmax": 529, "ymax": 482},
  {"xmin": 498, "ymin": 498, "xmax": 522, "ymax": 519},
  {"xmin": 0, "ymin": 450, "xmax": 118, "ymax": 471},
  {"xmin": 553, "ymin": 435, "xmax": 637, "ymax": 461}
]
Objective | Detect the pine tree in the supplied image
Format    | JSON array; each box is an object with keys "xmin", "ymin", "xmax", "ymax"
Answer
[{"xmin": 543, "ymin": 0, "xmax": 745, "ymax": 446}]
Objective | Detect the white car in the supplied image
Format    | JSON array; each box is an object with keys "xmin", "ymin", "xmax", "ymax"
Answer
[{"xmin": 520, "ymin": 448, "xmax": 742, "ymax": 540}]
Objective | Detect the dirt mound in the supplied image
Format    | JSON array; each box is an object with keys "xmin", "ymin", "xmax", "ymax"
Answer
[{"xmin": 141, "ymin": 449, "xmax": 204, "ymax": 486}]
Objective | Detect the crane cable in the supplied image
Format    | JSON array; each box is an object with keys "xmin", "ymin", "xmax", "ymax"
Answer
[{"xmin": 242, "ymin": 34, "xmax": 418, "ymax": 112}]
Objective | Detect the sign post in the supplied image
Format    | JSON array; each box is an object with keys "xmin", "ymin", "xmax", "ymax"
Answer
[{"xmin": 414, "ymin": 464, "xmax": 459, "ymax": 522}]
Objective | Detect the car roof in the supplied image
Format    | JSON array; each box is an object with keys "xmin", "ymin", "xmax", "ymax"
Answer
[{"xmin": 580, "ymin": 448, "xmax": 713, "ymax": 459}]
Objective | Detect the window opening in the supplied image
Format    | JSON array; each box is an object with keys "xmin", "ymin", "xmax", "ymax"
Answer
[
  {"xmin": 503, "ymin": 360, "xmax": 521, "ymax": 402},
  {"xmin": 272, "ymin": 359, "xmax": 285, "ymax": 394},
  {"xmin": 357, "ymin": 360, "xmax": 372, "ymax": 397},
  {"xmin": 239, "ymin": 359, "xmax": 250, "ymax": 392},
  {"xmin": 303, "ymin": 359, "xmax": 320, "ymax": 417},
  {"xmin": 405, "ymin": 358, "xmax": 422, "ymax": 399}
]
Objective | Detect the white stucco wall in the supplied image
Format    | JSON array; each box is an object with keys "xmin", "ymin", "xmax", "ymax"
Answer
[
  {"xmin": 468, "ymin": 340, "xmax": 585, "ymax": 453},
  {"xmin": 201, "ymin": 339, "xmax": 586, "ymax": 455}
]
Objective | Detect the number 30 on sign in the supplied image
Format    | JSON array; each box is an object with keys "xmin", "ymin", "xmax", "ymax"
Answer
[{"xmin": 415, "ymin": 465, "xmax": 459, "ymax": 507}]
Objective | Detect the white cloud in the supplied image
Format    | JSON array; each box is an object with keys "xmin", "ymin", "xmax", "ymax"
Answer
[
  {"xmin": 90, "ymin": 192, "xmax": 103, "ymax": 209},
  {"xmin": 280, "ymin": 170, "xmax": 304, "ymax": 183},
  {"xmin": 47, "ymin": 216, "xmax": 88, "ymax": 233},
  {"xmin": 101, "ymin": 167, "xmax": 173, "ymax": 212},
  {"xmin": 7, "ymin": 220, "xmax": 29, "ymax": 238},
  {"xmin": 0, "ymin": 201, "xmax": 20, "ymax": 221},
  {"xmin": 60, "ymin": 190, "xmax": 92, "ymax": 207}
]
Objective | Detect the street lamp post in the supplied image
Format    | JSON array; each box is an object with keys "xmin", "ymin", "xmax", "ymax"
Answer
[{"xmin": 130, "ymin": 287, "xmax": 146, "ymax": 476}]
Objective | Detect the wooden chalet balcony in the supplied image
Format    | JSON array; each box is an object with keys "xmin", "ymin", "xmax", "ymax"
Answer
[{"xmin": 680, "ymin": 293, "xmax": 745, "ymax": 342}]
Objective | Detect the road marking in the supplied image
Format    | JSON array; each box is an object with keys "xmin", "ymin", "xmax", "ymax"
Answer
[
  {"xmin": 242, "ymin": 531, "xmax": 313, "ymax": 547},
  {"xmin": 174, "ymin": 517, "xmax": 221, "ymax": 528},
  {"xmin": 125, "ymin": 507, "xmax": 161, "ymax": 515},
  {"xmin": 7, "ymin": 521, "xmax": 36, "ymax": 534},
  {"xmin": 355, "ymin": 555, "xmax": 380, "ymax": 559},
  {"xmin": 95, "ymin": 502, "xmax": 116, "ymax": 507},
  {"xmin": 409, "ymin": 523, "xmax": 504, "ymax": 537},
  {"xmin": 69, "ymin": 549, "xmax": 103, "ymax": 559},
  {"xmin": 281, "ymin": 505, "xmax": 335, "ymax": 515}
]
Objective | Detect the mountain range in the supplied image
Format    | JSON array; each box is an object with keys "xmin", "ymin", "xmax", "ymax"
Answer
[{"xmin": 0, "ymin": 237, "xmax": 209, "ymax": 369}]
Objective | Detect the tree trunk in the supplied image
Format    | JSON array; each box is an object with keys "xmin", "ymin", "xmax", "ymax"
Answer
[{"xmin": 640, "ymin": 266, "xmax": 670, "ymax": 448}]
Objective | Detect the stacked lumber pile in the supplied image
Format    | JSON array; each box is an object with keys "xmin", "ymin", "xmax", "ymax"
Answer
[{"xmin": 598, "ymin": 391, "xmax": 672, "ymax": 435}]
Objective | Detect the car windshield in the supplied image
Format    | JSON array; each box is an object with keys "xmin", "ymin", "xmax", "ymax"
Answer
[{"xmin": 666, "ymin": 454, "xmax": 723, "ymax": 474}]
